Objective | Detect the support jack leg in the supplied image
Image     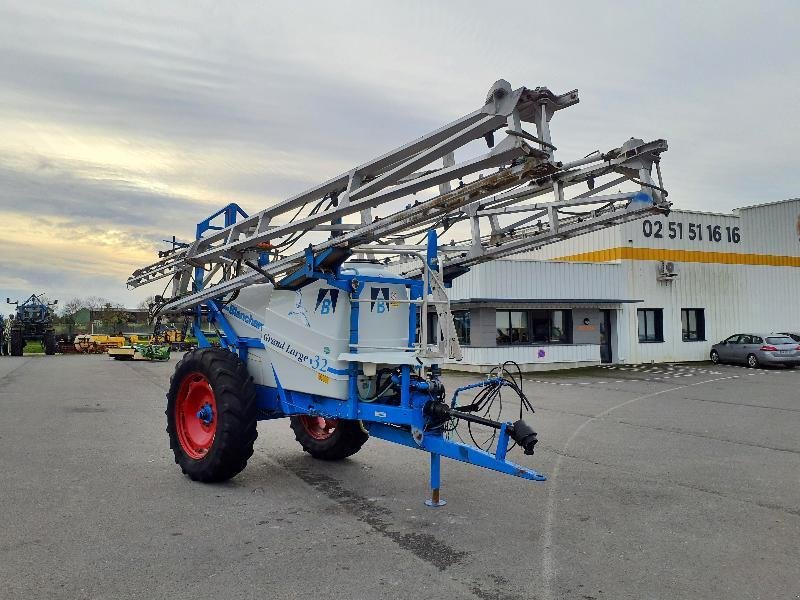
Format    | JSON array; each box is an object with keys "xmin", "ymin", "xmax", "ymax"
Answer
[{"xmin": 425, "ymin": 453, "xmax": 447, "ymax": 507}]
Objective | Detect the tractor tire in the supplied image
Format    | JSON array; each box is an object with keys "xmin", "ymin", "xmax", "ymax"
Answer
[
  {"xmin": 290, "ymin": 415, "xmax": 368, "ymax": 461},
  {"xmin": 43, "ymin": 332, "xmax": 57, "ymax": 355},
  {"xmin": 166, "ymin": 348, "xmax": 258, "ymax": 483},
  {"xmin": 10, "ymin": 330, "xmax": 24, "ymax": 356}
]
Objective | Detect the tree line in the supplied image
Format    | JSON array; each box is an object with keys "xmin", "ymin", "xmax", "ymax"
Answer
[{"xmin": 55, "ymin": 295, "xmax": 155, "ymax": 327}]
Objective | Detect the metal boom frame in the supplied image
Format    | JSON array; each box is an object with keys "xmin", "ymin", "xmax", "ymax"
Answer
[{"xmin": 129, "ymin": 80, "xmax": 669, "ymax": 326}]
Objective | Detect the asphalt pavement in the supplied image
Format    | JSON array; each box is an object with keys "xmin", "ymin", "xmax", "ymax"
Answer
[{"xmin": 1, "ymin": 355, "xmax": 798, "ymax": 599}]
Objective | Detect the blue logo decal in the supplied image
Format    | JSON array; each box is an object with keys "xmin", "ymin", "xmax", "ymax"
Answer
[
  {"xmin": 225, "ymin": 304, "xmax": 264, "ymax": 330},
  {"xmin": 370, "ymin": 287, "xmax": 390, "ymax": 313},
  {"xmin": 314, "ymin": 289, "xmax": 340, "ymax": 315}
]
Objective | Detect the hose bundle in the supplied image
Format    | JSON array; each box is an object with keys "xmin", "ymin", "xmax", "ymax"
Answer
[{"xmin": 447, "ymin": 361, "xmax": 536, "ymax": 453}]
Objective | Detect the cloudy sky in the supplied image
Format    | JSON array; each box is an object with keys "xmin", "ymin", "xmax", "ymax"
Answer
[{"xmin": 0, "ymin": 1, "xmax": 798, "ymax": 308}]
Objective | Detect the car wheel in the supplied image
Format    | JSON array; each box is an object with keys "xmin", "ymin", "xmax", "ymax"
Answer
[
  {"xmin": 710, "ymin": 350, "xmax": 720, "ymax": 364},
  {"xmin": 746, "ymin": 353, "xmax": 759, "ymax": 368}
]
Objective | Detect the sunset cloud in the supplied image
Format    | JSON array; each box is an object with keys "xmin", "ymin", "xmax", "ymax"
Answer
[{"xmin": 0, "ymin": 1, "xmax": 798, "ymax": 307}]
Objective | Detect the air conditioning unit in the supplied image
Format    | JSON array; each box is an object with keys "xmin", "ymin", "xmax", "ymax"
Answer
[{"xmin": 657, "ymin": 260, "xmax": 678, "ymax": 282}]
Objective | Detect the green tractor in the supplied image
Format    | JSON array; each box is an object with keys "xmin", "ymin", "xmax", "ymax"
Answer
[{"xmin": 6, "ymin": 294, "xmax": 58, "ymax": 356}]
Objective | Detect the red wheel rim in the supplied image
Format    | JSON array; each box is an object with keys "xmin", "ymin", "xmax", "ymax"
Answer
[
  {"xmin": 175, "ymin": 372, "xmax": 217, "ymax": 459},
  {"xmin": 299, "ymin": 415, "xmax": 338, "ymax": 440}
]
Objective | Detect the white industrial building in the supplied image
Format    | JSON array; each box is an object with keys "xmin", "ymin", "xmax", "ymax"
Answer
[{"xmin": 441, "ymin": 198, "xmax": 800, "ymax": 371}]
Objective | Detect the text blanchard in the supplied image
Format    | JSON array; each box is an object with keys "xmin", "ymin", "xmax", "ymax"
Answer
[{"xmin": 225, "ymin": 304, "xmax": 264, "ymax": 330}]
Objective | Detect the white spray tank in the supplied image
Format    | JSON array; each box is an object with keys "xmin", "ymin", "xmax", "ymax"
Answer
[{"xmin": 221, "ymin": 261, "xmax": 409, "ymax": 400}]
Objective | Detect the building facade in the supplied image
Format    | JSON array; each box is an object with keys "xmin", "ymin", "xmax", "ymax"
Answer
[{"xmin": 442, "ymin": 198, "xmax": 800, "ymax": 371}]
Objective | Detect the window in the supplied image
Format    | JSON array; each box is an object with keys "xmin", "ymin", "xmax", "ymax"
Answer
[
  {"xmin": 637, "ymin": 308, "xmax": 663, "ymax": 342},
  {"xmin": 452, "ymin": 310, "xmax": 471, "ymax": 345},
  {"xmin": 550, "ymin": 310, "xmax": 570, "ymax": 343},
  {"xmin": 496, "ymin": 311, "xmax": 528, "ymax": 344},
  {"xmin": 426, "ymin": 313, "xmax": 438, "ymax": 345},
  {"xmin": 496, "ymin": 309, "xmax": 572, "ymax": 345},
  {"xmin": 681, "ymin": 308, "xmax": 705, "ymax": 341},
  {"xmin": 426, "ymin": 311, "xmax": 470, "ymax": 345},
  {"xmin": 531, "ymin": 310, "xmax": 551, "ymax": 343}
]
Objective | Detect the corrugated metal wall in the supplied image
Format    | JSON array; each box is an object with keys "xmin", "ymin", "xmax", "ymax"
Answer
[
  {"xmin": 455, "ymin": 199, "xmax": 800, "ymax": 366},
  {"xmin": 616, "ymin": 200, "xmax": 800, "ymax": 363},
  {"xmin": 515, "ymin": 225, "xmax": 622, "ymax": 261},
  {"xmin": 448, "ymin": 260, "xmax": 626, "ymax": 301}
]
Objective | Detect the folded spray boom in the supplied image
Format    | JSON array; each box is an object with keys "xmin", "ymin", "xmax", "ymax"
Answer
[{"xmin": 130, "ymin": 79, "xmax": 669, "ymax": 504}]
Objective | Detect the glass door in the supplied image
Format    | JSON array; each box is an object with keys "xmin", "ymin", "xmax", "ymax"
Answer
[{"xmin": 600, "ymin": 310, "xmax": 612, "ymax": 363}]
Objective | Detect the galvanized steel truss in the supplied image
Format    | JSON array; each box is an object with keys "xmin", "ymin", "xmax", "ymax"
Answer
[{"xmin": 128, "ymin": 80, "xmax": 669, "ymax": 314}]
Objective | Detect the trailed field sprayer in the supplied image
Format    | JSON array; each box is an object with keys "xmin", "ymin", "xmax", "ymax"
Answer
[
  {"xmin": 6, "ymin": 294, "xmax": 58, "ymax": 356},
  {"xmin": 129, "ymin": 80, "xmax": 670, "ymax": 504}
]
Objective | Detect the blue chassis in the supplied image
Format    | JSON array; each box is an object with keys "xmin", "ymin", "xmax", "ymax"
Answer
[{"xmin": 189, "ymin": 204, "xmax": 545, "ymax": 503}]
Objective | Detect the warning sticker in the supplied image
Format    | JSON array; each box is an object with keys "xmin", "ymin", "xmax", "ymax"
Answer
[{"xmin": 389, "ymin": 290, "xmax": 400, "ymax": 308}]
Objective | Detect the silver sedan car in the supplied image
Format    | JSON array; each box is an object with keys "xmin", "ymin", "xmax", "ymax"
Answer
[{"xmin": 710, "ymin": 333, "xmax": 800, "ymax": 368}]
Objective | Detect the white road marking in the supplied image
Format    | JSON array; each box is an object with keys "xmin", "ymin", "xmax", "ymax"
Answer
[{"xmin": 538, "ymin": 373, "xmax": 746, "ymax": 600}]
